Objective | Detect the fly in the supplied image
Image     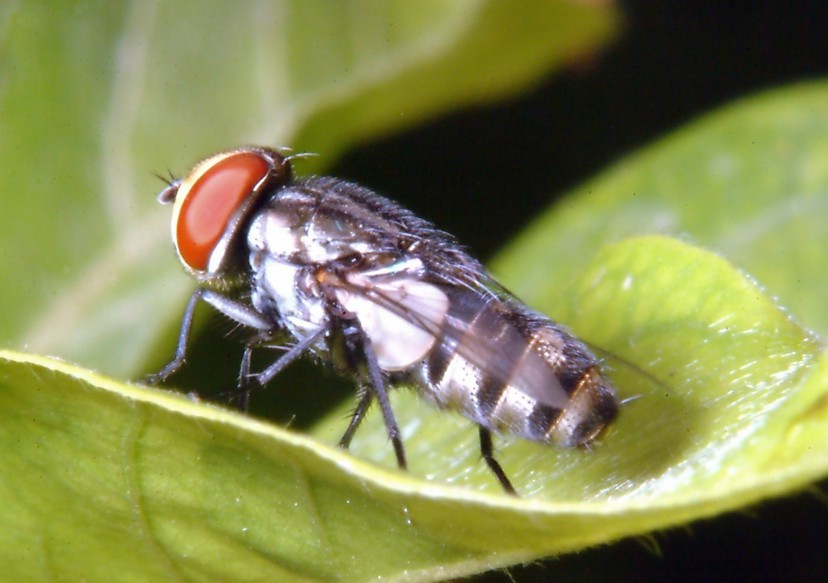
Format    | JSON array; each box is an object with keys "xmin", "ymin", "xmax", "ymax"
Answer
[{"xmin": 149, "ymin": 146, "xmax": 620, "ymax": 494}]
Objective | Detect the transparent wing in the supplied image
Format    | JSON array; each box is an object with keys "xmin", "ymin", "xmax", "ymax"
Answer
[{"xmin": 334, "ymin": 267, "xmax": 579, "ymax": 411}]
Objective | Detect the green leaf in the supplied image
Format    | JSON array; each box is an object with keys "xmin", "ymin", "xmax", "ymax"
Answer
[
  {"xmin": 1, "ymin": 236, "xmax": 824, "ymax": 581},
  {"xmin": 0, "ymin": 0, "xmax": 615, "ymax": 377}
]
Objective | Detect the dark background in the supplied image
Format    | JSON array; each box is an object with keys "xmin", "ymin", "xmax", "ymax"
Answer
[{"xmin": 328, "ymin": 2, "xmax": 828, "ymax": 582}]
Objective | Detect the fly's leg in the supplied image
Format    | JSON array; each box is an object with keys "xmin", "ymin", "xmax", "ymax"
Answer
[
  {"xmin": 225, "ymin": 327, "xmax": 329, "ymax": 408},
  {"xmin": 218, "ymin": 333, "xmax": 278, "ymax": 410},
  {"xmin": 145, "ymin": 289, "xmax": 203, "ymax": 384},
  {"xmin": 364, "ymin": 333, "xmax": 407, "ymax": 470},
  {"xmin": 338, "ymin": 390, "xmax": 373, "ymax": 450},
  {"xmin": 478, "ymin": 426, "xmax": 517, "ymax": 495},
  {"xmin": 255, "ymin": 327, "xmax": 327, "ymax": 385},
  {"xmin": 231, "ymin": 331, "xmax": 284, "ymax": 411},
  {"xmin": 337, "ymin": 318, "xmax": 407, "ymax": 470},
  {"xmin": 146, "ymin": 288, "xmax": 273, "ymax": 385},
  {"xmin": 234, "ymin": 344, "xmax": 255, "ymax": 411}
]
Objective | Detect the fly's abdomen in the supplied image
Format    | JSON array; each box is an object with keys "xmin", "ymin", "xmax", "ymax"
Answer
[{"xmin": 415, "ymin": 291, "xmax": 619, "ymax": 448}]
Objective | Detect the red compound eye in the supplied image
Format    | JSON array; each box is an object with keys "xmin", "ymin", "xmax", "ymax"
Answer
[{"xmin": 175, "ymin": 151, "xmax": 270, "ymax": 272}]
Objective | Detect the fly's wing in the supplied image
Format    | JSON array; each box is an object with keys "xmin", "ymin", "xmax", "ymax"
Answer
[
  {"xmin": 334, "ymin": 268, "xmax": 580, "ymax": 411},
  {"xmin": 333, "ymin": 275, "xmax": 451, "ymax": 371}
]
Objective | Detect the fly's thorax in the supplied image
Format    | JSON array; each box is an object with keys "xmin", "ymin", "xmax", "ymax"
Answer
[
  {"xmin": 244, "ymin": 178, "xmax": 457, "ymax": 369},
  {"xmin": 247, "ymin": 181, "xmax": 407, "ymax": 265},
  {"xmin": 249, "ymin": 251, "xmax": 327, "ymax": 343},
  {"xmin": 246, "ymin": 199, "xmax": 305, "ymax": 260}
]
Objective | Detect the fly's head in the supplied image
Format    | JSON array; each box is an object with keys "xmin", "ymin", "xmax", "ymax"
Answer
[{"xmin": 157, "ymin": 146, "xmax": 293, "ymax": 285}]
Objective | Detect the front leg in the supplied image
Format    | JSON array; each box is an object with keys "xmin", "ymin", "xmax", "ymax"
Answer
[{"xmin": 147, "ymin": 288, "xmax": 274, "ymax": 384}]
